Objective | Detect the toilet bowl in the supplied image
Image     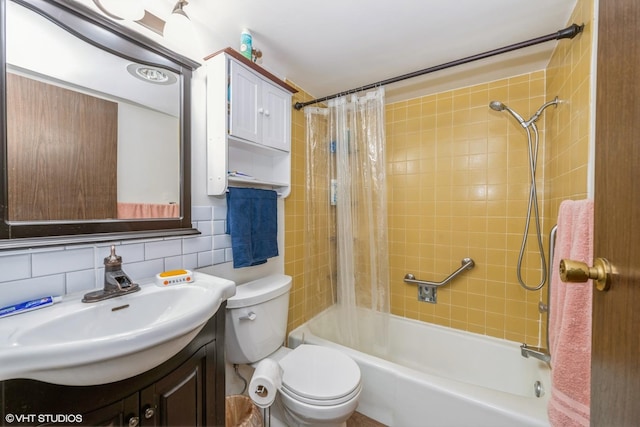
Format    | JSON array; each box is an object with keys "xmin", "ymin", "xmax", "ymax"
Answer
[
  {"xmin": 225, "ymin": 275, "xmax": 362, "ymax": 426},
  {"xmin": 276, "ymin": 345, "xmax": 362, "ymax": 426}
]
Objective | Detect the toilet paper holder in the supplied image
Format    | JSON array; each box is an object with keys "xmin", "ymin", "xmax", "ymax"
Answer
[{"xmin": 254, "ymin": 384, "xmax": 268, "ymax": 398}]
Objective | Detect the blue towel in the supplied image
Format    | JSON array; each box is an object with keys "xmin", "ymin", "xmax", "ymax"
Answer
[{"xmin": 226, "ymin": 188, "xmax": 279, "ymax": 268}]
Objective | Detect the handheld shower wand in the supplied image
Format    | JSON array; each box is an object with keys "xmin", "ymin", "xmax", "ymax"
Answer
[
  {"xmin": 488, "ymin": 97, "xmax": 560, "ymax": 291},
  {"xmin": 490, "ymin": 98, "xmax": 559, "ymax": 128},
  {"xmin": 489, "ymin": 101, "xmax": 527, "ymax": 127}
]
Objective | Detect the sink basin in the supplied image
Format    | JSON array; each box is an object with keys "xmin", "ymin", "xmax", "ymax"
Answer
[{"xmin": 0, "ymin": 272, "xmax": 235, "ymax": 385}]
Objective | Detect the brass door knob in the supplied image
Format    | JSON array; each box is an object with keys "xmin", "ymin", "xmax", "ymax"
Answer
[{"xmin": 559, "ymin": 258, "xmax": 612, "ymax": 291}]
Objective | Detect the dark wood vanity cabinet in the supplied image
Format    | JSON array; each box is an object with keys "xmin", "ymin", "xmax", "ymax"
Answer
[{"xmin": 0, "ymin": 307, "xmax": 226, "ymax": 427}]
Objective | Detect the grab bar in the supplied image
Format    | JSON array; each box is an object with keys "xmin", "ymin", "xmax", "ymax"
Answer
[
  {"xmin": 404, "ymin": 258, "xmax": 475, "ymax": 288},
  {"xmin": 404, "ymin": 258, "xmax": 475, "ymax": 303}
]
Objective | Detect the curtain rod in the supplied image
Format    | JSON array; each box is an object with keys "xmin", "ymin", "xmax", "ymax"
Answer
[{"xmin": 293, "ymin": 23, "xmax": 584, "ymax": 111}]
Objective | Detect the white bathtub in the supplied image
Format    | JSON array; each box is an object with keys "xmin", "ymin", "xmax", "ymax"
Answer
[{"xmin": 288, "ymin": 306, "xmax": 550, "ymax": 427}]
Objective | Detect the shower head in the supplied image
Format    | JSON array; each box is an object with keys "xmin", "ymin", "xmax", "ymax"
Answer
[
  {"xmin": 489, "ymin": 101, "xmax": 506, "ymax": 112},
  {"xmin": 488, "ymin": 100, "xmax": 527, "ymax": 127}
]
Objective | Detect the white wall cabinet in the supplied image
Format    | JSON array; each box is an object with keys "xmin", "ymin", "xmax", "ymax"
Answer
[{"xmin": 206, "ymin": 48, "xmax": 296, "ymax": 197}]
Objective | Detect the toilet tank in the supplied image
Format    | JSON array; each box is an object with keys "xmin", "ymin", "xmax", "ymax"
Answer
[{"xmin": 225, "ymin": 274, "xmax": 292, "ymax": 364}]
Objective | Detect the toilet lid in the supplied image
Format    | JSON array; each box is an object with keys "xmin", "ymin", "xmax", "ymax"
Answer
[{"xmin": 279, "ymin": 345, "xmax": 361, "ymax": 404}]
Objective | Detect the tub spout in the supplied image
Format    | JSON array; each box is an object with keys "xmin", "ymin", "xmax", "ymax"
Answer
[{"xmin": 520, "ymin": 343, "xmax": 551, "ymax": 363}]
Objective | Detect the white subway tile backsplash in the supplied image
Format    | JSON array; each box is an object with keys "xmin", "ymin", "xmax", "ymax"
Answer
[
  {"xmin": 94, "ymin": 243, "xmax": 145, "ymax": 267},
  {"xmin": 0, "ymin": 205, "xmax": 233, "ymax": 299},
  {"xmin": 213, "ymin": 220, "xmax": 226, "ymax": 235},
  {"xmin": 192, "ymin": 206, "xmax": 213, "ymax": 221},
  {"xmin": 145, "ymin": 239, "xmax": 182, "ymax": 260},
  {"xmin": 112, "ymin": 243, "xmax": 146, "ymax": 263},
  {"xmin": 183, "ymin": 235, "xmax": 213, "ymax": 254},
  {"xmin": 225, "ymin": 248, "xmax": 234, "ymax": 262},
  {"xmin": 196, "ymin": 220, "xmax": 214, "ymax": 236},
  {"xmin": 0, "ymin": 254, "xmax": 31, "ymax": 282},
  {"xmin": 213, "ymin": 249, "xmax": 225, "ymax": 265},
  {"xmin": 32, "ymin": 248, "xmax": 94, "ymax": 277},
  {"xmin": 66, "ymin": 269, "xmax": 99, "ymax": 294},
  {"xmin": 213, "ymin": 205, "xmax": 227, "ymax": 221},
  {"xmin": 197, "ymin": 251, "xmax": 214, "ymax": 268},
  {"xmin": 126, "ymin": 259, "xmax": 165, "ymax": 281},
  {"xmin": 0, "ymin": 274, "xmax": 65, "ymax": 307},
  {"xmin": 182, "ymin": 253, "xmax": 199, "ymax": 270},
  {"xmin": 213, "ymin": 234, "xmax": 232, "ymax": 250},
  {"xmin": 163, "ymin": 255, "xmax": 184, "ymax": 272}
]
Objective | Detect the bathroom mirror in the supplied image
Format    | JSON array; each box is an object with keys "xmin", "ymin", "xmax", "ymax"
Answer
[{"xmin": 0, "ymin": 0, "xmax": 200, "ymax": 246}]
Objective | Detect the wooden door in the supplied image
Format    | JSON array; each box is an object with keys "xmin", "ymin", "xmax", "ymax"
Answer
[
  {"xmin": 6, "ymin": 73, "xmax": 118, "ymax": 221},
  {"xmin": 591, "ymin": 0, "xmax": 640, "ymax": 425}
]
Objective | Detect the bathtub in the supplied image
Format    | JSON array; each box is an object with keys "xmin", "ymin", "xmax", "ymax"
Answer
[{"xmin": 288, "ymin": 306, "xmax": 550, "ymax": 427}]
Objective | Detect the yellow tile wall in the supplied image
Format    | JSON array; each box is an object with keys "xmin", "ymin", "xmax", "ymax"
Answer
[
  {"xmin": 284, "ymin": 0, "xmax": 593, "ymax": 342},
  {"xmin": 542, "ymin": 0, "xmax": 593, "ymax": 346},
  {"xmin": 285, "ymin": 83, "xmax": 317, "ymax": 332},
  {"xmin": 545, "ymin": 0, "xmax": 593, "ymax": 222},
  {"xmin": 386, "ymin": 71, "xmax": 548, "ymax": 343}
]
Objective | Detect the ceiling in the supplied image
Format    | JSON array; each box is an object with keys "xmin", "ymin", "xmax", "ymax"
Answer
[{"xmin": 75, "ymin": 0, "xmax": 580, "ymax": 103}]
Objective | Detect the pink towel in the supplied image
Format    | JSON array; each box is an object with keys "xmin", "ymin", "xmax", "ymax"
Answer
[
  {"xmin": 117, "ymin": 202, "xmax": 179, "ymax": 219},
  {"xmin": 548, "ymin": 199, "xmax": 593, "ymax": 427}
]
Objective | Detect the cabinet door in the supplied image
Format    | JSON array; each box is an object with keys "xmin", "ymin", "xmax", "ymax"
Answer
[
  {"xmin": 80, "ymin": 394, "xmax": 139, "ymax": 427},
  {"xmin": 140, "ymin": 350, "xmax": 206, "ymax": 427},
  {"xmin": 229, "ymin": 61, "xmax": 261, "ymax": 144},
  {"xmin": 261, "ymin": 82, "xmax": 291, "ymax": 151}
]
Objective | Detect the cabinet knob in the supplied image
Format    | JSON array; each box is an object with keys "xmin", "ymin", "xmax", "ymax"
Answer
[
  {"xmin": 128, "ymin": 416, "xmax": 140, "ymax": 427},
  {"xmin": 264, "ymin": 110, "xmax": 270, "ymax": 117},
  {"xmin": 258, "ymin": 107, "xmax": 264, "ymax": 114},
  {"xmin": 144, "ymin": 406, "xmax": 156, "ymax": 419}
]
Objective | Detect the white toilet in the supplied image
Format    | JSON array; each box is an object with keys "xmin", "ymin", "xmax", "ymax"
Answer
[{"xmin": 225, "ymin": 274, "xmax": 362, "ymax": 427}]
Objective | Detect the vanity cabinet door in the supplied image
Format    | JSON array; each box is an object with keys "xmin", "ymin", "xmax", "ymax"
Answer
[
  {"xmin": 139, "ymin": 348, "xmax": 207, "ymax": 427},
  {"xmin": 80, "ymin": 394, "xmax": 139, "ymax": 427}
]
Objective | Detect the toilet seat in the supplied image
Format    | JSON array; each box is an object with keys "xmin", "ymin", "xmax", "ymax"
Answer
[{"xmin": 278, "ymin": 345, "xmax": 361, "ymax": 406}]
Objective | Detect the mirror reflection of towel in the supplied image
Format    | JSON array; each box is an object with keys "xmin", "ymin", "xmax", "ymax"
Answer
[
  {"xmin": 117, "ymin": 202, "xmax": 179, "ymax": 219},
  {"xmin": 226, "ymin": 188, "xmax": 278, "ymax": 268}
]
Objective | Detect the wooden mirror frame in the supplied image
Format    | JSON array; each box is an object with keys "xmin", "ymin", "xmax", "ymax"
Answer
[{"xmin": 0, "ymin": 0, "xmax": 200, "ymax": 248}]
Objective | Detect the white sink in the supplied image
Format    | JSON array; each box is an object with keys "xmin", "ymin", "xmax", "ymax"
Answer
[{"xmin": 0, "ymin": 272, "xmax": 235, "ymax": 385}]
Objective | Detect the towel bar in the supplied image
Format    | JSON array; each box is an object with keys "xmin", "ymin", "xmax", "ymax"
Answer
[{"xmin": 226, "ymin": 186, "xmax": 283, "ymax": 197}]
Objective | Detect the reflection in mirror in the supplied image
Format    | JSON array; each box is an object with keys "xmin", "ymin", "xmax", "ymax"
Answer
[
  {"xmin": 0, "ymin": 0, "xmax": 200, "ymax": 245},
  {"xmin": 6, "ymin": 1, "xmax": 180, "ymax": 221}
]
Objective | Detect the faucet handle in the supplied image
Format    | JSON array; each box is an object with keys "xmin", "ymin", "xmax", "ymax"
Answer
[{"xmin": 104, "ymin": 245, "xmax": 122, "ymax": 266}]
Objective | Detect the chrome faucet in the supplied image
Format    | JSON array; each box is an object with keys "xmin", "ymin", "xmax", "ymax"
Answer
[
  {"xmin": 520, "ymin": 343, "xmax": 551, "ymax": 363},
  {"xmin": 82, "ymin": 245, "xmax": 140, "ymax": 303}
]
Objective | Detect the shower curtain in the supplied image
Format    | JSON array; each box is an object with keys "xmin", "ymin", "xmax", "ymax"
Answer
[{"xmin": 304, "ymin": 88, "xmax": 390, "ymax": 354}]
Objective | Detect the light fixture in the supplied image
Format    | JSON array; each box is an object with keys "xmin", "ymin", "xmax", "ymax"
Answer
[
  {"xmin": 171, "ymin": 0, "xmax": 190, "ymax": 20},
  {"xmin": 163, "ymin": 0, "xmax": 192, "ymax": 42},
  {"xmin": 92, "ymin": 0, "xmax": 145, "ymax": 21},
  {"xmin": 126, "ymin": 63, "xmax": 177, "ymax": 85}
]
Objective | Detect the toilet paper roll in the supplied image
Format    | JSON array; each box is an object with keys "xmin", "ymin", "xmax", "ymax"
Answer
[{"xmin": 249, "ymin": 359, "xmax": 283, "ymax": 408}]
